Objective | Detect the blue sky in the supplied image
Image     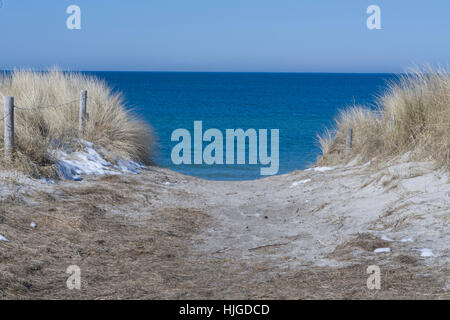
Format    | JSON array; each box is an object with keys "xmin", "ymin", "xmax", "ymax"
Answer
[{"xmin": 0, "ymin": 0, "xmax": 449, "ymax": 72}]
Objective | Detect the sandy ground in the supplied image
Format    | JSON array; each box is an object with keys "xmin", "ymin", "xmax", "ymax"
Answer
[{"xmin": 0, "ymin": 159, "xmax": 448, "ymax": 299}]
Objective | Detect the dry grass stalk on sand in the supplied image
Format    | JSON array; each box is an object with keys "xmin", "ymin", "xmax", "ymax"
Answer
[
  {"xmin": 0, "ymin": 70, "xmax": 155, "ymax": 177},
  {"xmin": 318, "ymin": 66, "xmax": 450, "ymax": 169}
]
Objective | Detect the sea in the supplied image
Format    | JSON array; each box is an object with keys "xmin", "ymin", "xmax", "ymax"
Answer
[{"xmin": 86, "ymin": 72, "xmax": 396, "ymax": 180}]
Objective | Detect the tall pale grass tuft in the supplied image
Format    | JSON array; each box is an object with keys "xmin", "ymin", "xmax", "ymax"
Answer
[
  {"xmin": 0, "ymin": 70, "xmax": 156, "ymax": 177},
  {"xmin": 318, "ymin": 66, "xmax": 450, "ymax": 169}
]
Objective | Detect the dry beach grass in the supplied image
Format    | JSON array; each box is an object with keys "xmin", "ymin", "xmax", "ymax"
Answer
[
  {"xmin": 0, "ymin": 70, "xmax": 155, "ymax": 177},
  {"xmin": 319, "ymin": 67, "xmax": 450, "ymax": 168}
]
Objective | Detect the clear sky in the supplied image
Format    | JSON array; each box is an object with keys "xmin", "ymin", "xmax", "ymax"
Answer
[{"xmin": 0, "ymin": 0, "xmax": 449, "ymax": 72}]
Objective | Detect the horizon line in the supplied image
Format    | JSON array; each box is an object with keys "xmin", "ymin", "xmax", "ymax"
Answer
[{"xmin": 0, "ymin": 69, "xmax": 401, "ymax": 74}]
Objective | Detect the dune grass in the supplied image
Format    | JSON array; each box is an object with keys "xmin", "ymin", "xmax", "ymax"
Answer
[
  {"xmin": 318, "ymin": 66, "xmax": 450, "ymax": 169},
  {"xmin": 0, "ymin": 70, "xmax": 155, "ymax": 177}
]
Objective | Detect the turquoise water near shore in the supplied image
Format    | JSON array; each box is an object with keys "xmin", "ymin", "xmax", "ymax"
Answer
[{"xmin": 87, "ymin": 72, "xmax": 396, "ymax": 180}]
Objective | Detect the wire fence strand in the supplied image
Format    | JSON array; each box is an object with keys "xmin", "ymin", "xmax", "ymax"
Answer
[
  {"xmin": 13, "ymin": 98, "xmax": 81, "ymax": 111},
  {"xmin": 0, "ymin": 97, "xmax": 82, "ymax": 122}
]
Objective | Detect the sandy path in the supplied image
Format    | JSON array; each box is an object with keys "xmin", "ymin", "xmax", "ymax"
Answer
[
  {"xmin": 0, "ymin": 161, "xmax": 448, "ymax": 299},
  {"xmin": 147, "ymin": 162, "xmax": 449, "ymax": 270}
]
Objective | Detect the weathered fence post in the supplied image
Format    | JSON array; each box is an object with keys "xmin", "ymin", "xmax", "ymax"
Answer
[
  {"xmin": 4, "ymin": 96, "xmax": 14, "ymax": 160},
  {"xmin": 388, "ymin": 115, "xmax": 393, "ymax": 129},
  {"xmin": 345, "ymin": 128, "xmax": 353, "ymax": 156},
  {"xmin": 79, "ymin": 90, "xmax": 87, "ymax": 134}
]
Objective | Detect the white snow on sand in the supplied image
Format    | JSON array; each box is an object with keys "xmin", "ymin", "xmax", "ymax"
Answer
[
  {"xmin": 416, "ymin": 248, "xmax": 435, "ymax": 257},
  {"xmin": 374, "ymin": 248, "xmax": 391, "ymax": 253},
  {"xmin": 40, "ymin": 177, "xmax": 55, "ymax": 184},
  {"xmin": 53, "ymin": 140, "xmax": 145, "ymax": 181},
  {"xmin": 306, "ymin": 166, "xmax": 334, "ymax": 172},
  {"xmin": 30, "ymin": 222, "xmax": 37, "ymax": 228},
  {"xmin": 381, "ymin": 235, "xmax": 394, "ymax": 242},
  {"xmin": 291, "ymin": 179, "xmax": 311, "ymax": 187},
  {"xmin": 115, "ymin": 159, "xmax": 145, "ymax": 174},
  {"xmin": 0, "ymin": 234, "xmax": 9, "ymax": 242}
]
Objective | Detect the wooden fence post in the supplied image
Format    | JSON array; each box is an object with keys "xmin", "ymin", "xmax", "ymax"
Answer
[
  {"xmin": 388, "ymin": 115, "xmax": 393, "ymax": 129},
  {"xmin": 79, "ymin": 90, "xmax": 87, "ymax": 134},
  {"xmin": 4, "ymin": 96, "xmax": 14, "ymax": 160},
  {"xmin": 346, "ymin": 128, "xmax": 353, "ymax": 156}
]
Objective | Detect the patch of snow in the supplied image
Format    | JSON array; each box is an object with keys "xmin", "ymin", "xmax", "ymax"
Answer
[
  {"xmin": 0, "ymin": 234, "xmax": 9, "ymax": 242},
  {"xmin": 240, "ymin": 211, "xmax": 261, "ymax": 218},
  {"xmin": 52, "ymin": 140, "xmax": 144, "ymax": 181},
  {"xmin": 374, "ymin": 248, "xmax": 391, "ymax": 253},
  {"xmin": 381, "ymin": 235, "xmax": 394, "ymax": 242},
  {"xmin": 313, "ymin": 167, "xmax": 333, "ymax": 172},
  {"xmin": 40, "ymin": 177, "xmax": 55, "ymax": 184},
  {"xmin": 416, "ymin": 248, "xmax": 435, "ymax": 257},
  {"xmin": 291, "ymin": 179, "xmax": 311, "ymax": 187},
  {"xmin": 30, "ymin": 222, "xmax": 37, "ymax": 228},
  {"xmin": 400, "ymin": 237, "xmax": 413, "ymax": 242},
  {"xmin": 114, "ymin": 159, "xmax": 145, "ymax": 174}
]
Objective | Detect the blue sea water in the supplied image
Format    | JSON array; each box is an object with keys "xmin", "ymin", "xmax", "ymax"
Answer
[{"xmin": 86, "ymin": 72, "xmax": 396, "ymax": 181}]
